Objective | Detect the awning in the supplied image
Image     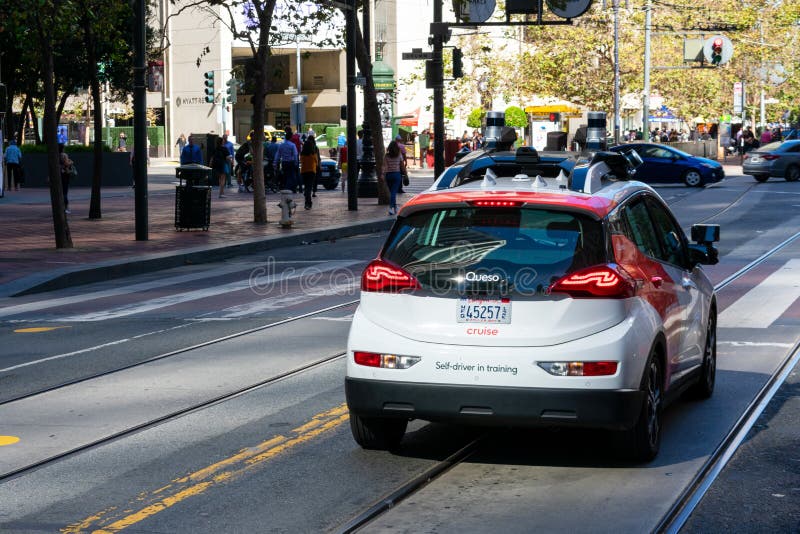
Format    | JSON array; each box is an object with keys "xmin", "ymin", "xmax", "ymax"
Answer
[
  {"xmin": 398, "ymin": 107, "xmax": 420, "ymax": 127},
  {"xmin": 524, "ymin": 104, "xmax": 582, "ymax": 114}
]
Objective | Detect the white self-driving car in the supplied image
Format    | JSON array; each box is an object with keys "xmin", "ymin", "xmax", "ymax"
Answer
[{"xmin": 346, "ymin": 149, "xmax": 720, "ymax": 461}]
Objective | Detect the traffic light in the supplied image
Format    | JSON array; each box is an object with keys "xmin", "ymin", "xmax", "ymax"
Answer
[
  {"xmin": 711, "ymin": 38, "xmax": 723, "ymax": 66},
  {"xmin": 426, "ymin": 59, "xmax": 443, "ymax": 89},
  {"xmin": 549, "ymin": 112, "xmax": 561, "ymax": 123},
  {"xmin": 226, "ymin": 77, "xmax": 238, "ymax": 104},
  {"xmin": 340, "ymin": 104, "xmax": 347, "ymax": 121},
  {"xmin": 452, "ymin": 48, "xmax": 463, "ymax": 79},
  {"xmin": 203, "ymin": 71, "xmax": 215, "ymax": 103}
]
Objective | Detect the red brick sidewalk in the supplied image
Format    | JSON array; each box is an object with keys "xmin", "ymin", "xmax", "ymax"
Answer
[{"xmin": 0, "ymin": 176, "xmax": 419, "ymax": 291}]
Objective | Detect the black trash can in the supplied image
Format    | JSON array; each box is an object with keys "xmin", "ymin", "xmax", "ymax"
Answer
[{"xmin": 175, "ymin": 164, "xmax": 212, "ymax": 231}]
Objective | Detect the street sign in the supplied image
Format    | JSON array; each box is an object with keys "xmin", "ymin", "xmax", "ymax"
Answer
[
  {"xmin": 733, "ymin": 81, "xmax": 743, "ymax": 114},
  {"xmin": 402, "ymin": 48, "xmax": 434, "ymax": 61},
  {"xmin": 284, "ymin": 87, "xmax": 298, "ymax": 95},
  {"xmin": 351, "ymin": 76, "xmax": 366, "ymax": 86},
  {"xmin": 291, "ymin": 95, "xmax": 308, "ymax": 104}
]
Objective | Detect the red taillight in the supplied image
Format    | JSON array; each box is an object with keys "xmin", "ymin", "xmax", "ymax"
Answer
[
  {"xmin": 549, "ymin": 265, "xmax": 635, "ymax": 299},
  {"xmin": 361, "ymin": 259, "xmax": 420, "ymax": 293},
  {"xmin": 354, "ymin": 351, "xmax": 381, "ymax": 367},
  {"xmin": 762, "ymin": 154, "xmax": 781, "ymax": 160},
  {"xmin": 583, "ymin": 361, "xmax": 618, "ymax": 376},
  {"xmin": 469, "ymin": 200, "xmax": 524, "ymax": 208}
]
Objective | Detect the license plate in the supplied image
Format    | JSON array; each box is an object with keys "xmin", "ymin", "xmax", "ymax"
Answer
[
  {"xmin": 457, "ymin": 298, "xmax": 511, "ymax": 323},
  {"xmin": 321, "ymin": 171, "xmax": 330, "ymax": 177},
  {"xmin": 750, "ymin": 157, "xmax": 760, "ymax": 162}
]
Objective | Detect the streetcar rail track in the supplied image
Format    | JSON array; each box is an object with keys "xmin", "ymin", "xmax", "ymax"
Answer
[
  {"xmin": 0, "ymin": 299, "xmax": 358, "ymax": 406},
  {"xmin": 0, "ymin": 351, "xmax": 348, "ymax": 483}
]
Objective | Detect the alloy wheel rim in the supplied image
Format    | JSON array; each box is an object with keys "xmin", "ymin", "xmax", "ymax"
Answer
[
  {"xmin": 705, "ymin": 317, "xmax": 716, "ymax": 387},
  {"xmin": 686, "ymin": 172, "xmax": 701, "ymax": 186},
  {"xmin": 646, "ymin": 362, "xmax": 662, "ymax": 447}
]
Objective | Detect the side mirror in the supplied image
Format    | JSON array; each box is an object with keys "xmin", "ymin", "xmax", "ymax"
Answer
[
  {"xmin": 691, "ymin": 224, "xmax": 720, "ymax": 243},
  {"xmin": 689, "ymin": 244, "xmax": 719, "ymax": 266}
]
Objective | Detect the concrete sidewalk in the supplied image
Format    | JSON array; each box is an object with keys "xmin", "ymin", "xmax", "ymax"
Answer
[{"xmin": 0, "ymin": 164, "xmax": 434, "ymax": 297}]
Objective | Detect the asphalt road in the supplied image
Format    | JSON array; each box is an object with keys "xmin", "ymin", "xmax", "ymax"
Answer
[{"xmin": 0, "ymin": 173, "xmax": 798, "ymax": 533}]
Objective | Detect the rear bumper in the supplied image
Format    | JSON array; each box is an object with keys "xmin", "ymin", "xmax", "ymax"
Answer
[{"xmin": 346, "ymin": 377, "xmax": 644, "ymax": 431}]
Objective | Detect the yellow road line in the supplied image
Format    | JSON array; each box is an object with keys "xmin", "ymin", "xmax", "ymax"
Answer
[
  {"xmin": 14, "ymin": 326, "xmax": 71, "ymax": 333},
  {"xmin": 0, "ymin": 436, "xmax": 20, "ymax": 446},
  {"xmin": 62, "ymin": 404, "xmax": 349, "ymax": 533}
]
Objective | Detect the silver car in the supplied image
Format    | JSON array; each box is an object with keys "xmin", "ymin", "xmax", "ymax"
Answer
[{"xmin": 742, "ymin": 140, "xmax": 800, "ymax": 182}]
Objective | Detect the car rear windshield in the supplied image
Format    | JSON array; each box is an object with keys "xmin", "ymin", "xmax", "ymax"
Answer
[{"xmin": 383, "ymin": 207, "xmax": 607, "ymax": 296}]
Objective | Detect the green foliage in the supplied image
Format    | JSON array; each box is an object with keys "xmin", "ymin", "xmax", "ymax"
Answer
[
  {"xmin": 444, "ymin": 106, "xmax": 455, "ymax": 120},
  {"xmin": 20, "ymin": 143, "xmax": 112, "ymax": 153},
  {"xmin": 504, "ymin": 106, "xmax": 527, "ymax": 128},
  {"xmin": 100, "ymin": 126, "xmax": 165, "ymax": 148},
  {"xmin": 467, "ymin": 108, "xmax": 484, "ymax": 128}
]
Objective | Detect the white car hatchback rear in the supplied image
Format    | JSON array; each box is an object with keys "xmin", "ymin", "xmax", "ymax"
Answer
[{"xmin": 346, "ymin": 152, "xmax": 719, "ymax": 461}]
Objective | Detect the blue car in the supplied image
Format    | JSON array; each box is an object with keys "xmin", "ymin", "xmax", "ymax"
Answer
[
  {"xmin": 432, "ymin": 146, "xmax": 578, "ymax": 190},
  {"xmin": 609, "ymin": 143, "xmax": 724, "ymax": 187}
]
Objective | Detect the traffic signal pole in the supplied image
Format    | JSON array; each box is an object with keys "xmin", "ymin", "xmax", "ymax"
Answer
[
  {"xmin": 133, "ymin": 0, "xmax": 148, "ymax": 240},
  {"xmin": 433, "ymin": 0, "xmax": 445, "ymax": 179},
  {"xmin": 345, "ymin": 0, "xmax": 358, "ymax": 210}
]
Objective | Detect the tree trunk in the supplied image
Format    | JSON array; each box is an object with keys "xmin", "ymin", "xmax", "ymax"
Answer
[
  {"xmin": 248, "ymin": 1, "xmax": 277, "ymax": 224},
  {"xmin": 83, "ymin": 13, "xmax": 103, "ymax": 219},
  {"xmin": 36, "ymin": 13, "xmax": 72, "ymax": 249},
  {"xmin": 30, "ymin": 105, "xmax": 42, "ymax": 145},
  {"xmin": 355, "ymin": 23, "xmax": 389, "ymax": 204},
  {"xmin": 16, "ymin": 95, "xmax": 31, "ymax": 144}
]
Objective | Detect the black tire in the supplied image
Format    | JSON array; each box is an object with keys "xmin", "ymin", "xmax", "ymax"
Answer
[
  {"xmin": 323, "ymin": 181, "xmax": 338, "ymax": 190},
  {"xmin": 688, "ymin": 307, "xmax": 716, "ymax": 399},
  {"xmin": 785, "ymin": 165, "xmax": 800, "ymax": 182},
  {"xmin": 349, "ymin": 413, "xmax": 407, "ymax": 450},
  {"xmin": 624, "ymin": 352, "xmax": 663, "ymax": 462},
  {"xmin": 683, "ymin": 169, "xmax": 703, "ymax": 187},
  {"xmin": 754, "ymin": 174, "xmax": 769, "ymax": 183}
]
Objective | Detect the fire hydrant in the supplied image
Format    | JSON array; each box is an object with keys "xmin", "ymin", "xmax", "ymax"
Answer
[{"xmin": 278, "ymin": 190, "xmax": 297, "ymax": 228}]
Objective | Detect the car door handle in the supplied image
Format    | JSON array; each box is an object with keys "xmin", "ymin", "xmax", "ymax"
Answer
[{"xmin": 650, "ymin": 276, "xmax": 664, "ymax": 288}]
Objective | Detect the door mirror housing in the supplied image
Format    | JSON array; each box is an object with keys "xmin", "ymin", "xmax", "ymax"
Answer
[{"xmin": 689, "ymin": 243, "xmax": 719, "ymax": 266}]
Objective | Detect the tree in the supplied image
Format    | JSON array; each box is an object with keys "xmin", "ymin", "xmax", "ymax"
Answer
[
  {"xmin": 504, "ymin": 106, "xmax": 527, "ymax": 128},
  {"xmin": 466, "ymin": 108, "xmax": 484, "ymax": 128}
]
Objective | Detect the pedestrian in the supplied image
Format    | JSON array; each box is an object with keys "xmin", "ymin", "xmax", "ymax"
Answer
[
  {"xmin": 4, "ymin": 139, "xmax": 23, "ymax": 191},
  {"xmin": 306, "ymin": 126, "xmax": 316, "ymax": 139},
  {"xmin": 59, "ymin": 144, "xmax": 74, "ymax": 214},
  {"xmin": 180, "ymin": 135, "xmax": 203, "ymax": 164},
  {"xmin": 381, "ymin": 140, "xmax": 406, "ymax": 216},
  {"xmin": 418, "ymin": 129, "xmax": 430, "ymax": 168},
  {"xmin": 210, "ymin": 137, "xmax": 231, "ymax": 198},
  {"xmin": 235, "ymin": 141, "xmax": 250, "ymax": 192},
  {"xmin": 300, "ymin": 136, "xmax": 320, "ymax": 210},
  {"xmin": 760, "ymin": 128, "xmax": 772, "ymax": 145},
  {"xmin": 395, "ymin": 135, "xmax": 407, "ymax": 193},
  {"xmin": 275, "ymin": 127, "xmax": 299, "ymax": 192},
  {"xmin": 222, "ymin": 134, "xmax": 235, "ymax": 187},
  {"xmin": 175, "ymin": 133, "xmax": 187, "ymax": 155},
  {"xmin": 410, "ymin": 132, "xmax": 418, "ymax": 166},
  {"xmin": 57, "ymin": 127, "xmax": 68, "ymax": 149},
  {"xmin": 339, "ymin": 142, "xmax": 348, "ymax": 192},
  {"xmin": 337, "ymin": 130, "xmax": 346, "ymax": 149},
  {"xmin": 118, "ymin": 131, "xmax": 127, "ymax": 152}
]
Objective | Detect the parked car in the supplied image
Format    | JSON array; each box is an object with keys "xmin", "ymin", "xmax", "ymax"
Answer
[
  {"xmin": 741, "ymin": 140, "xmax": 800, "ymax": 183},
  {"xmin": 346, "ymin": 151, "xmax": 720, "ymax": 462},
  {"xmin": 318, "ymin": 157, "xmax": 341, "ymax": 190},
  {"xmin": 609, "ymin": 143, "xmax": 724, "ymax": 187}
]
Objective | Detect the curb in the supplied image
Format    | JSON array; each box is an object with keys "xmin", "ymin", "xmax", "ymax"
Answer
[{"xmin": 2, "ymin": 217, "xmax": 395, "ymax": 298}]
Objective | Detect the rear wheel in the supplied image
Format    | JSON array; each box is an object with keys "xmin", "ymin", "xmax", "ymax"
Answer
[
  {"xmin": 349, "ymin": 413, "xmax": 407, "ymax": 450},
  {"xmin": 624, "ymin": 353, "xmax": 663, "ymax": 462},
  {"xmin": 688, "ymin": 307, "xmax": 716, "ymax": 399},
  {"xmin": 683, "ymin": 170, "xmax": 703, "ymax": 187},
  {"xmin": 785, "ymin": 165, "xmax": 800, "ymax": 182},
  {"xmin": 754, "ymin": 174, "xmax": 769, "ymax": 183}
]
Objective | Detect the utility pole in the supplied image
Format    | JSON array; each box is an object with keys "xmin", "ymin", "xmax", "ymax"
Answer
[
  {"xmin": 346, "ymin": 0, "xmax": 358, "ymax": 210},
  {"xmin": 643, "ymin": 0, "xmax": 651, "ymax": 139},
  {"xmin": 613, "ymin": 0, "xmax": 621, "ymax": 144},
  {"xmin": 433, "ymin": 0, "xmax": 445, "ymax": 178},
  {"xmin": 133, "ymin": 0, "xmax": 148, "ymax": 240}
]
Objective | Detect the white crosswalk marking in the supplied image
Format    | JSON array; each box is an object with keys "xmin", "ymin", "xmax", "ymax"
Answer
[
  {"xmin": 719, "ymin": 259, "xmax": 800, "ymax": 329},
  {"xmin": 0, "ymin": 262, "xmax": 265, "ymax": 318},
  {"xmin": 54, "ymin": 260, "xmax": 361, "ymax": 322}
]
